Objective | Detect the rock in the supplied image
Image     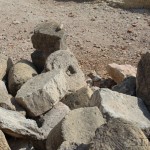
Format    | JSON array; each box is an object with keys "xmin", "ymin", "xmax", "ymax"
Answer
[
  {"xmin": 41, "ymin": 102, "xmax": 70, "ymax": 139},
  {"xmin": 31, "ymin": 21, "xmax": 67, "ymax": 72},
  {"xmin": 107, "ymin": 0, "xmax": 150, "ymax": 9},
  {"xmin": 0, "ymin": 107, "xmax": 43, "ymax": 140},
  {"xmin": 90, "ymin": 88, "xmax": 150, "ymax": 129},
  {"xmin": 46, "ymin": 107, "xmax": 105, "ymax": 150},
  {"xmin": 0, "ymin": 80, "xmax": 15, "ymax": 110},
  {"xmin": 58, "ymin": 141, "xmax": 89, "ymax": 150},
  {"xmin": 0, "ymin": 130, "xmax": 11, "ymax": 150},
  {"xmin": 16, "ymin": 70, "xmax": 68, "ymax": 117},
  {"xmin": 89, "ymin": 118, "xmax": 149, "ymax": 150},
  {"xmin": 44, "ymin": 50, "xmax": 86, "ymax": 91},
  {"xmin": 106, "ymin": 63, "xmax": 136, "ymax": 83},
  {"xmin": 62, "ymin": 86, "xmax": 93, "ymax": 110},
  {"xmin": 8, "ymin": 138, "xmax": 34, "ymax": 150},
  {"xmin": 137, "ymin": 52, "xmax": 150, "ymax": 112},
  {"xmin": 112, "ymin": 76, "xmax": 136, "ymax": 96},
  {"xmin": 0, "ymin": 53, "xmax": 13, "ymax": 80},
  {"xmin": 8, "ymin": 59, "xmax": 37, "ymax": 96}
]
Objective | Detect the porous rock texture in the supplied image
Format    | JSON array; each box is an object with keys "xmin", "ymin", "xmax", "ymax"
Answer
[
  {"xmin": 46, "ymin": 107, "xmax": 105, "ymax": 150},
  {"xmin": 16, "ymin": 70, "xmax": 68, "ymax": 117},
  {"xmin": 0, "ymin": 107, "xmax": 43, "ymax": 140},
  {"xmin": 8, "ymin": 59, "xmax": 37, "ymax": 96},
  {"xmin": 89, "ymin": 118, "xmax": 150, "ymax": 150},
  {"xmin": 106, "ymin": 63, "xmax": 136, "ymax": 83},
  {"xmin": 136, "ymin": 52, "xmax": 150, "ymax": 112},
  {"xmin": 0, "ymin": 130, "xmax": 11, "ymax": 150},
  {"xmin": 90, "ymin": 88, "xmax": 150, "ymax": 129},
  {"xmin": 31, "ymin": 21, "xmax": 67, "ymax": 72}
]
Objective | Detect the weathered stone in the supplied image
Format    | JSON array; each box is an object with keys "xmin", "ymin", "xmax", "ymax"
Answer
[
  {"xmin": 44, "ymin": 50, "xmax": 86, "ymax": 91},
  {"xmin": 107, "ymin": 0, "xmax": 150, "ymax": 9},
  {"xmin": 0, "ymin": 130, "xmax": 11, "ymax": 150},
  {"xmin": 62, "ymin": 86, "xmax": 93, "ymax": 110},
  {"xmin": 58, "ymin": 141, "xmax": 89, "ymax": 150},
  {"xmin": 16, "ymin": 70, "xmax": 68, "ymax": 117},
  {"xmin": 106, "ymin": 63, "xmax": 136, "ymax": 83},
  {"xmin": 41, "ymin": 102, "xmax": 70, "ymax": 139},
  {"xmin": 0, "ymin": 107, "xmax": 43, "ymax": 140},
  {"xmin": 137, "ymin": 52, "xmax": 150, "ymax": 112},
  {"xmin": 89, "ymin": 118, "xmax": 149, "ymax": 150},
  {"xmin": 0, "ymin": 53, "xmax": 13, "ymax": 80},
  {"xmin": 90, "ymin": 88, "xmax": 150, "ymax": 129},
  {"xmin": 112, "ymin": 76, "xmax": 136, "ymax": 96},
  {"xmin": 46, "ymin": 107, "xmax": 105, "ymax": 150},
  {"xmin": 0, "ymin": 80, "xmax": 15, "ymax": 110},
  {"xmin": 8, "ymin": 138, "xmax": 33, "ymax": 150},
  {"xmin": 31, "ymin": 21, "xmax": 67, "ymax": 72},
  {"xmin": 8, "ymin": 60, "xmax": 37, "ymax": 96}
]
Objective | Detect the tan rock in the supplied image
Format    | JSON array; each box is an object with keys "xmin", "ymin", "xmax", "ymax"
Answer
[{"xmin": 0, "ymin": 130, "xmax": 10, "ymax": 150}]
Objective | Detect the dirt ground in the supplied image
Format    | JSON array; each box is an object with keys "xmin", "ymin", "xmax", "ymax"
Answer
[{"xmin": 0, "ymin": 0, "xmax": 150, "ymax": 77}]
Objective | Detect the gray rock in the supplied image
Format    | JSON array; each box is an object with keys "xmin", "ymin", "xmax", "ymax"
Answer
[
  {"xmin": 62, "ymin": 86, "xmax": 93, "ymax": 110},
  {"xmin": 8, "ymin": 138, "xmax": 34, "ymax": 150},
  {"xmin": 41, "ymin": 102, "xmax": 70, "ymax": 139},
  {"xmin": 0, "ymin": 80, "xmax": 15, "ymax": 110},
  {"xmin": 0, "ymin": 107, "xmax": 44, "ymax": 140},
  {"xmin": 8, "ymin": 60, "xmax": 37, "ymax": 96},
  {"xmin": 90, "ymin": 88, "xmax": 150, "ymax": 129},
  {"xmin": 89, "ymin": 118, "xmax": 149, "ymax": 150},
  {"xmin": 31, "ymin": 21, "xmax": 67, "ymax": 72},
  {"xmin": 137, "ymin": 52, "xmax": 150, "ymax": 112},
  {"xmin": 0, "ymin": 53, "xmax": 13, "ymax": 80},
  {"xmin": 46, "ymin": 107, "xmax": 105, "ymax": 150},
  {"xmin": 112, "ymin": 76, "xmax": 136, "ymax": 96},
  {"xmin": 44, "ymin": 50, "xmax": 86, "ymax": 92},
  {"xmin": 0, "ymin": 130, "xmax": 11, "ymax": 150},
  {"xmin": 16, "ymin": 70, "xmax": 68, "ymax": 117}
]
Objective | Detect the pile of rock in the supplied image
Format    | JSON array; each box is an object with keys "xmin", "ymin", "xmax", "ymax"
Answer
[{"xmin": 0, "ymin": 21, "xmax": 150, "ymax": 150}]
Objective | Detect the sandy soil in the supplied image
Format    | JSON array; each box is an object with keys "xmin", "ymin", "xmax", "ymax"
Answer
[{"xmin": 0, "ymin": 0, "xmax": 150, "ymax": 76}]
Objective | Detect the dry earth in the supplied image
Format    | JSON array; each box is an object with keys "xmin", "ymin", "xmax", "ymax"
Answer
[{"xmin": 0, "ymin": 0, "xmax": 150, "ymax": 76}]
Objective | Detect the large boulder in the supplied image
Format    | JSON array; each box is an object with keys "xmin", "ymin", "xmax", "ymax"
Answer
[
  {"xmin": 112, "ymin": 76, "xmax": 136, "ymax": 96},
  {"xmin": 89, "ymin": 118, "xmax": 149, "ymax": 150},
  {"xmin": 0, "ymin": 53, "xmax": 13, "ymax": 80},
  {"xmin": 106, "ymin": 63, "xmax": 136, "ymax": 83},
  {"xmin": 8, "ymin": 60, "xmax": 37, "ymax": 96},
  {"xmin": 107, "ymin": 0, "xmax": 150, "ymax": 9},
  {"xmin": 0, "ymin": 130, "xmax": 11, "ymax": 150},
  {"xmin": 46, "ymin": 107, "xmax": 106, "ymax": 150},
  {"xmin": 16, "ymin": 70, "xmax": 68, "ymax": 117},
  {"xmin": 137, "ymin": 52, "xmax": 150, "ymax": 112},
  {"xmin": 44, "ymin": 50, "xmax": 86, "ymax": 92},
  {"xmin": 90, "ymin": 88, "xmax": 150, "ymax": 129},
  {"xmin": 0, "ymin": 107, "xmax": 43, "ymax": 140},
  {"xmin": 62, "ymin": 86, "xmax": 93, "ymax": 110},
  {"xmin": 31, "ymin": 21, "xmax": 67, "ymax": 72},
  {"xmin": 0, "ymin": 80, "xmax": 15, "ymax": 110}
]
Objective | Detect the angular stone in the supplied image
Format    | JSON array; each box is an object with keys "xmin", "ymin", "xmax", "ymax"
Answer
[
  {"xmin": 0, "ymin": 107, "xmax": 44, "ymax": 140},
  {"xmin": 0, "ymin": 80, "xmax": 15, "ymax": 110},
  {"xmin": 0, "ymin": 53, "xmax": 13, "ymax": 80},
  {"xmin": 62, "ymin": 86, "xmax": 93, "ymax": 110},
  {"xmin": 90, "ymin": 88, "xmax": 150, "ymax": 129},
  {"xmin": 112, "ymin": 76, "xmax": 136, "ymax": 96},
  {"xmin": 31, "ymin": 21, "xmax": 67, "ymax": 72},
  {"xmin": 106, "ymin": 63, "xmax": 136, "ymax": 83},
  {"xmin": 137, "ymin": 52, "xmax": 150, "ymax": 112},
  {"xmin": 8, "ymin": 60, "xmax": 37, "ymax": 96},
  {"xmin": 0, "ymin": 130, "xmax": 11, "ymax": 150},
  {"xmin": 89, "ymin": 118, "xmax": 149, "ymax": 150},
  {"xmin": 46, "ymin": 107, "xmax": 105, "ymax": 150},
  {"xmin": 41, "ymin": 102, "xmax": 70, "ymax": 139},
  {"xmin": 44, "ymin": 50, "xmax": 86, "ymax": 92},
  {"xmin": 16, "ymin": 70, "xmax": 68, "ymax": 117}
]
